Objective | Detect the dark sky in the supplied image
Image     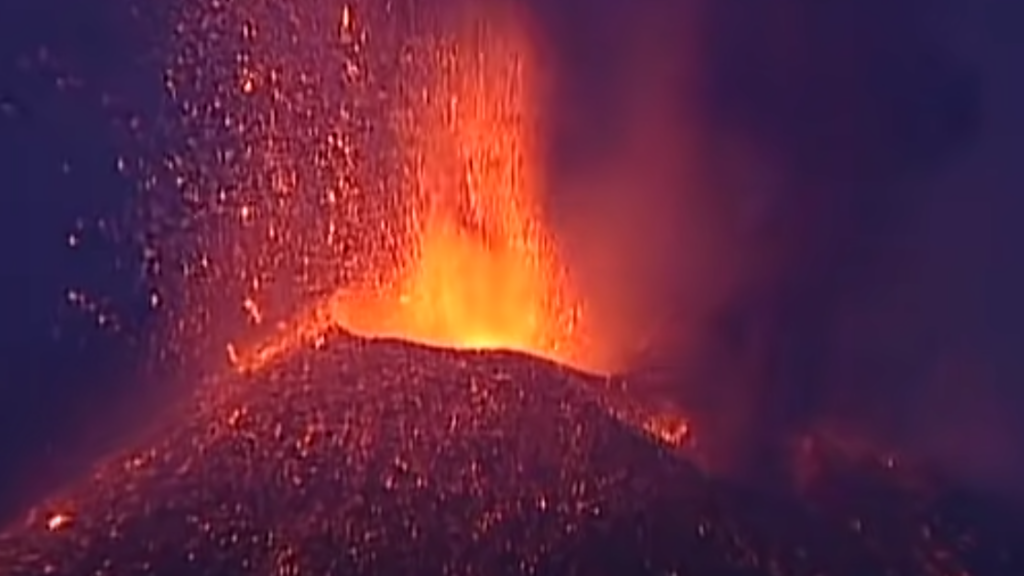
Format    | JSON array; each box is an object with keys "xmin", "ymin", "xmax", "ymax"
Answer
[
  {"xmin": 885, "ymin": 0, "xmax": 1024, "ymax": 491},
  {"xmin": 0, "ymin": 0, "xmax": 1021, "ymax": 524},
  {"xmin": 0, "ymin": 0, "xmax": 170, "ymax": 523}
]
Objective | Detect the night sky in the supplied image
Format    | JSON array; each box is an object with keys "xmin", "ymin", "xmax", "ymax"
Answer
[
  {"xmin": 0, "ymin": 0, "xmax": 169, "ymax": 522},
  {"xmin": 1, "ymin": 0, "xmax": 1022, "ymax": 528}
]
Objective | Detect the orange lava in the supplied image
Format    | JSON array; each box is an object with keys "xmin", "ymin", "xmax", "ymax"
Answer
[
  {"xmin": 369, "ymin": 11, "xmax": 577, "ymax": 358},
  {"xmin": 223, "ymin": 4, "xmax": 589, "ymax": 374}
]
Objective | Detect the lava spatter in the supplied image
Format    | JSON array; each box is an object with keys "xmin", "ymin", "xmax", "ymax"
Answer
[
  {"xmin": 154, "ymin": 0, "xmax": 413, "ymax": 375},
  {"xmin": 0, "ymin": 334, "xmax": 715, "ymax": 576},
  {"xmin": 156, "ymin": 0, "xmax": 596, "ymax": 377},
  {"xmin": 1, "ymin": 335, "xmax": 1020, "ymax": 576}
]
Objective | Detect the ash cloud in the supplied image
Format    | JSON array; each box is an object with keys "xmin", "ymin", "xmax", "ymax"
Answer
[{"xmin": 530, "ymin": 0, "xmax": 1023, "ymax": 498}]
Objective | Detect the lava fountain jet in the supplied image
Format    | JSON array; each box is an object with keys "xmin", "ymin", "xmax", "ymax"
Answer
[
  {"xmin": 311, "ymin": 5, "xmax": 582, "ymax": 368},
  {"xmin": 394, "ymin": 12, "xmax": 575, "ymax": 358},
  {"xmin": 166, "ymin": 0, "xmax": 591, "ymax": 376}
]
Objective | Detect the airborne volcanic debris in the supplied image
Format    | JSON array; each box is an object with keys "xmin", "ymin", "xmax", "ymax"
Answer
[
  {"xmin": 157, "ymin": 0, "xmax": 596, "ymax": 377},
  {"xmin": 2, "ymin": 334, "xmax": 1022, "ymax": 576}
]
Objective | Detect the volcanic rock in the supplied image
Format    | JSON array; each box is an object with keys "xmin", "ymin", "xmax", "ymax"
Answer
[{"xmin": 0, "ymin": 331, "xmax": 1020, "ymax": 576}]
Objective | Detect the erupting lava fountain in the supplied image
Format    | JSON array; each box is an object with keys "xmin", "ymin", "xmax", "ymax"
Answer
[
  {"xmin": 159, "ymin": 0, "xmax": 596, "ymax": 377},
  {"xmin": 2, "ymin": 2, "xmax": 1022, "ymax": 576}
]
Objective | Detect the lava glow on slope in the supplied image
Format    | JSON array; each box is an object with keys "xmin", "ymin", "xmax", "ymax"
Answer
[{"xmin": 163, "ymin": 0, "xmax": 592, "ymax": 376}]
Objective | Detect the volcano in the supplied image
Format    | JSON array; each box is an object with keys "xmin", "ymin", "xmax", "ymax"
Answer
[{"xmin": 1, "ymin": 333, "xmax": 1021, "ymax": 576}]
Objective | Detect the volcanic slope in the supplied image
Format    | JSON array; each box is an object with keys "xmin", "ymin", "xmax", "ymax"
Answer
[{"xmin": 1, "ymin": 332, "xmax": 1022, "ymax": 576}]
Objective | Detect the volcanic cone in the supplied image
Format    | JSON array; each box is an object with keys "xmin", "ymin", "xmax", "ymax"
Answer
[{"xmin": 0, "ymin": 333, "xmax": 1020, "ymax": 576}]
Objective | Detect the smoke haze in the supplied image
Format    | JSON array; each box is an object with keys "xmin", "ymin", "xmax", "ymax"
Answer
[{"xmin": 530, "ymin": 0, "xmax": 1023, "ymax": 498}]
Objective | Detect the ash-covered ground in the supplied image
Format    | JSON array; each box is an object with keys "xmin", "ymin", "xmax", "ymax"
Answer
[{"xmin": 0, "ymin": 332, "xmax": 1021, "ymax": 576}]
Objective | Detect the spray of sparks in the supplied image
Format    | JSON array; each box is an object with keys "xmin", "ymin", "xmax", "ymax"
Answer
[{"xmin": 155, "ymin": 0, "xmax": 594, "ymax": 377}]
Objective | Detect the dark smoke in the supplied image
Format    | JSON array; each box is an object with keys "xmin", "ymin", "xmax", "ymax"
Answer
[{"xmin": 531, "ymin": 0, "xmax": 1024, "ymax": 498}]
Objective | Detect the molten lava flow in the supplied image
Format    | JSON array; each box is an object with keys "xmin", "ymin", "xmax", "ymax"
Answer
[{"xmin": 227, "ymin": 6, "xmax": 585, "ymax": 374}]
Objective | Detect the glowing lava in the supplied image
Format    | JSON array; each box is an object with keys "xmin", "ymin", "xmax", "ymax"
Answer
[
  {"xmin": 219, "ymin": 3, "xmax": 586, "ymax": 374},
  {"xmin": 364, "ymin": 10, "xmax": 576, "ymax": 359}
]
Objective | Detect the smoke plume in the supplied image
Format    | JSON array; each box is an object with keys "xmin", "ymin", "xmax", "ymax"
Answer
[{"xmin": 529, "ymin": 0, "xmax": 1024, "ymax": 499}]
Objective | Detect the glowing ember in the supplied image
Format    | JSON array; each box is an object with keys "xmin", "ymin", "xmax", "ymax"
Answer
[
  {"xmin": 642, "ymin": 413, "xmax": 692, "ymax": 448},
  {"xmin": 44, "ymin": 513, "xmax": 71, "ymax": 532}
]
